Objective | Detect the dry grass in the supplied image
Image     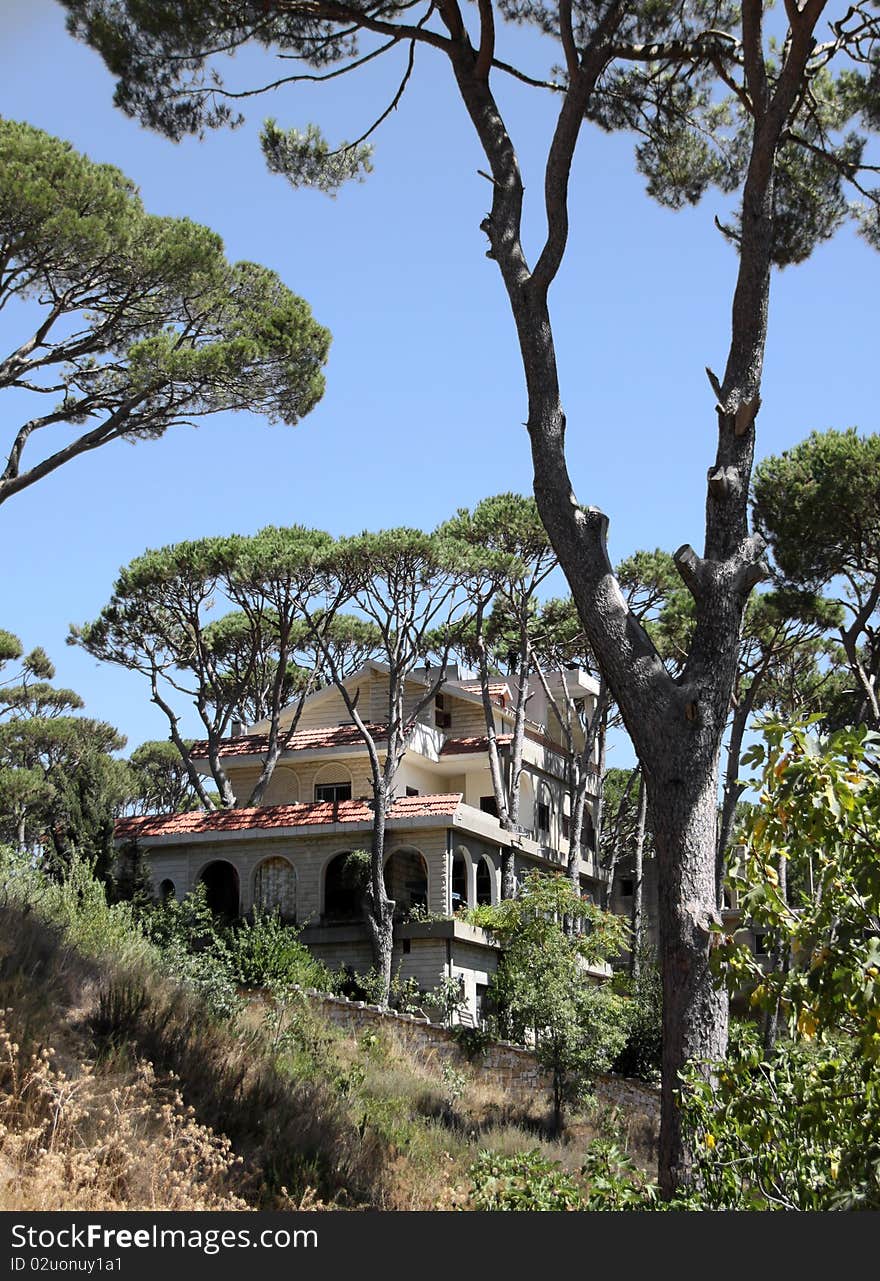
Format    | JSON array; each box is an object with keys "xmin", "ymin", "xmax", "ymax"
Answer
[
  {"xmin": 0, "ymin": 900, "xmax": 657, "ymax": 1211},
  {"xmin": 0, "ymin": 1015, "xmax": 249, "ymax": 1211}
]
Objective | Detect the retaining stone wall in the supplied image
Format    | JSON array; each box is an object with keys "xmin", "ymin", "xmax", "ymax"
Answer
[{"xmin": 300, "ymin": 987, "xmax": 660, "ymax": 1118}]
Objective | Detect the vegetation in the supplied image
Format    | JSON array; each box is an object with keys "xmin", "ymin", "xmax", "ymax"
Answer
[
  {"xmin": 63, "ymin": 0, "xmax": 880, "ymax": 1195},
  {"xmin": 470, "ymin": 871, "xmax": 630, "ymax": 1134},
  {"xmin": 0, "ymin": 118, "xmax": 330, "ymax": 508},
  {"xmin": 0, "ymin": 845, "xmax": 655, "ymax": 1211}
]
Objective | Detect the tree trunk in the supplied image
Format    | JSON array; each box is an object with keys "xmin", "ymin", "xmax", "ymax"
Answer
[
  {"xmin": 446, "ymin": 2, "xmax": 817, "ymax": 1193},
  {"xmin": 364, "ymin": 785, "xmax": 395, "ymax": 1003},
  {"xmin": 630, "ymin": 775, "xmax": 647, "ymax": 980},
  {"xmin": 716, "ymin": 689, "xmax": 755, "ymax": 899},
  {"xmin": 762, "ymin": 852, "xmax": 788, "ymax": 1057},
  {"xmin": 649, "ymin": 768, "xmax": 728, "ymax": 1197}
]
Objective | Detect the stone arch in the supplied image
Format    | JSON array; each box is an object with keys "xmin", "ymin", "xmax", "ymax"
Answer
[
  {"xmin": 261, "ymin": 767, "xmax": 300, "ymax": 807},
  {"xmin": 199, "ymin": 859, "xmax": 240, "ymax": 919},
  {"xmin": 451, "ymin": 845, "xmax": 473, "ymax": 913},
  {"xmin": 313, "ymin": 762, "xmax": 353, "ymax": 802},
  {"xmin": 384, "ymin": 846, "xmax": 428, "ymax": 915},
  {"xmin": 253, "ymin": 855, "xmax": 297, "ymax": 921},
  {"xmin": 322, "ymin": 850, "xmax": 364, "ymax": 921},
  {"xmin": 475, "ymin": 853, "xmax": 496, "ymax": 906}
]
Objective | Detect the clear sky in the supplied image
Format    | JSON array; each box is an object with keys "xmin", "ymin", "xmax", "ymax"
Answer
[{"xmin": 1, "ymin": 1, "xmax": 877, "ymax": 765}]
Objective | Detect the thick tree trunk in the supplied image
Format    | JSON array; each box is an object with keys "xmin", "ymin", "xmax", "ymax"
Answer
[{"xmin": 649, "ymin": 767, "xmax": 728, "ymax": 1196}]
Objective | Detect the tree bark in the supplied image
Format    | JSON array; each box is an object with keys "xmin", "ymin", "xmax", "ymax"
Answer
[
  {"xmin": 630, "ymin": 774, "xmax": 647, "ymax": 980},
  {"xmin": 363, "ymin": 784, "xmax": 395, "ymax": 1000}
]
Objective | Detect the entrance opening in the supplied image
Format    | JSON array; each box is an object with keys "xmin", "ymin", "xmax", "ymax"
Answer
[{"xmin": 200, "ymin": 860, "xmax": 240, "ymax": 919}]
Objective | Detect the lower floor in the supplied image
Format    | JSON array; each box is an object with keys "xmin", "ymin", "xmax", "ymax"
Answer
[{"xmin": 127, "ymin": 819, "xmax": 599, "ymax": 1019}]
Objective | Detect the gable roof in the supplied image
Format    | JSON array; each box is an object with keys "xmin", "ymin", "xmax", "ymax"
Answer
[{"xmin": 115, "ymin": 792, "xmax": 463, "ymax": 842}]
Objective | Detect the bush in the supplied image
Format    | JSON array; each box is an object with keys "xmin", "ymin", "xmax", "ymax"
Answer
[
  {"xmin": 228, "ymin": 909, "xmax": 334, "ymax": 991},
  {"xmin": 468, "ymin": 1149, "xmax": 584, "ymax": 1210},
  {"xmin": 611, "ymin": 951, "xmax": 662, "ymax": 1082}
]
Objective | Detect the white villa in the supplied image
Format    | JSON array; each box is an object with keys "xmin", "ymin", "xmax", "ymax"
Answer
[{"xmin": 115, "ymin": 662, "xmax": 604, "ymax": 1019}]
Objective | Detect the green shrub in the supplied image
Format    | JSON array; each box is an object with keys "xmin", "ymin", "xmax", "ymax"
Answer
[
  {"xmin": 228, "ymin": 909, "xmax": 334, "ymax": 991},
  {"xmin": 580, "ymin": 1139, "xmax": 659, "ymax": 1209},
  {"xmin": 611, "ymin": 951, "xmax": 662, "ymax": 1082},
  {"xmin": 468, "ymin": 1149, "xmax": 584, "ymax": 1210}
]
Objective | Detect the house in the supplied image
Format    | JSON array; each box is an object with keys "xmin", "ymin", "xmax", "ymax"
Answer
[{"xmin": 115, "ymin": 663, "xmax": 604, "ymax": 1019}]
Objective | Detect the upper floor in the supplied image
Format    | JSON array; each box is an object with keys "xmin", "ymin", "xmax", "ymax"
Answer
[{"xmin": 192, "ymin": 661, "xmax": 602, "ymax": 874}]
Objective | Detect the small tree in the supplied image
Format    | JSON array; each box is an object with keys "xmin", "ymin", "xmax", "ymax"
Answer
[
  {"xmin": 681, "ymin": 718, "xmax": 880, "ymax": 1209},
  {"xmin": 127, "ymin": 740, "xmax": 206, "ymax": 815},
  {"xmin": 440, "ymin": 494, "xmax": 558, "ymax": 897},
  {"xmin": 0, "ymin": 118, "xmax": 330, "ymax": 506},
  {"xmin": 753, "ymin": 429, "xmax": 880, "ymax": 730},
  {"xmin": 71, "ymin": 527, "xmax": 358, "ymax": 811},
  {"xmin": 0, "ymin": 631, "xmax": 128, "ymax": 875},
  {"xmin": 470, "ymin": 870, "xmax": 629, "ymax": 1134},
  {"xmin": 309, "ymin": 529, "xmax": 462, "ymax": 1002}
]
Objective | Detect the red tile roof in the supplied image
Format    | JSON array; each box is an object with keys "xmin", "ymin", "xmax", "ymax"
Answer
[
  {"xmin": 189, "ymin": 722, "xmax": 386, "ymax": 760},
  {"xmin": 115, "ymin": 792, "xmax": 463, "ymax": 842},
  {"xmin": 458, "ymin": 680, "xmax": 509, "ymax": 703}
]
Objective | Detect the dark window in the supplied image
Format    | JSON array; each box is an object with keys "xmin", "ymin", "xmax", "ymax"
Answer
[
  {"xmin": 479, "ymin": 795, "xmax": 499, "ymax": 818},
  {"xmin": 315, "ymin": 782, "xmax": 352, "ymax": 803},
  {"xmin": 619, "ymin": 877, "xmax": 634, "ymax": 897},
  {"xmin": 753, "ymin": 932, "xmax": 767, "ymax": 957},
  {"xmin": 562, "ymin": 815, "xmax": 571, "ymax": 840},
  {"xmin": 476, "ymin": 858, "xmax": 493, "ymax": 906},
  {"xmin": 435, "ymin": 693, "xmax": 451, "ymax": 729},
  {"xmin": 402, "ymin": 938, "xmax": 412, "ymax": 954},
  {"xmin": 406, "ymin": 786, "xmax": 420, "ymax": 797},
  {"xmin": 583, "ymin": 811, "xmax": 597, "ymax": 852},
  {"xmin": 158, "ymin": 878, "xmax": 175, "ymax": 901},
  {"xmin": 452, "ymin": 853, "xmax": 468, "ymax": 910},
  {"xmin": 537, "ymin": 801, "xmax": 550, "ymax": 835}
]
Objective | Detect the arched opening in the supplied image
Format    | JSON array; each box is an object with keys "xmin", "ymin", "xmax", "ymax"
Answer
[
  {"xmin": 313, "ymin": 762, "xmax": 353, "ymax": 803},
  {"xmin": 384, "ymin": 848, "xmax": 428, "ymax": 916},
  {"xmin": 536, "ymin": 782, "xmax": 552, "ymax": 842},
  {"xmin": 324, "ymin": 852, "xmax": 364, "ymax": 922},
  {"xmin": 262, "ymin": 767, "xmax": 300, "ymax": 807},
  {"xmin": 200, "ymin": 860, "xmax": 240, "ymax": 919},
  {"xmin": 451, "ymin": 850, "xmax": 469, "ymax": 912},
  {"xmin": 253, "ymin": 856, "xmax": 297, "ymax": 921},
  {"xmin": 583, "ymin": 810, "xmax": 597, "ymax": 852},
  {"xmin": 158, "ymin": 878, "xmax": 175, "ymax": 901},
  {"xmin": 476, "ymin": 857, "xmax": 493, "ymax": 906}
]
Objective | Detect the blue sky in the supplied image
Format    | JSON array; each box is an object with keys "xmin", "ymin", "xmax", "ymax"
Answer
[{"xmin": 1, "ymin": 1, "xmax": 877, "ymax": 766}]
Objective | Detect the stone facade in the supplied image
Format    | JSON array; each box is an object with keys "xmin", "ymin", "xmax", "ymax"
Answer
[{"xmin": 120, "ymin": 663, "xmax": 604, "ymax": 1017}]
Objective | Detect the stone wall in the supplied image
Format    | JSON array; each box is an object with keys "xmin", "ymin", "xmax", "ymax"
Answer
[{"xmin": 301, "ymin": 987, "xmax": 660, "ymax": 1118}]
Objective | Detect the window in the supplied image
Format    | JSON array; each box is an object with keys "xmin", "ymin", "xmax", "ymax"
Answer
[
  {"xmin": 537, "ymin": 801, "xmax": 550, "ymax": 836},
  {"xmin": 479, "ymin": 795, "xmax": 499, "ymax": 818},
  {"xmin": 315, "ymin": 782, "xmax": 352, "ymax": 803},
  {"xmin": 476, "ymin": 858, "xmax": 493, "ymax": 906},
  {"xmin": 435, "ymin": 693, "xmax": 451, "ymax": 729},
  {"xmin": 562, "ymin": 815, "xmax": 570, "ymax": 840},
  {"xmin": 619, "ymin": 877, "xmax": 634, "ymax": 898},
  {"xmin": 753, "ymin": 932, "xmax": 767, "ymax": 957},
  {"xmin": 406, "ymin": 786, "xmax": 420, "ymax": 797}
]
